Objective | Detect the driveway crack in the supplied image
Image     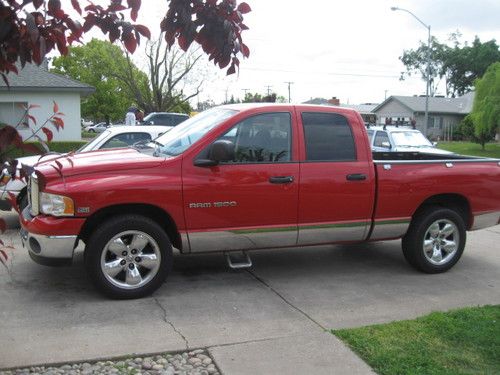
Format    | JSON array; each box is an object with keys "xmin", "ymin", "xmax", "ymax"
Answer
[
  {"xmin": 153, "ymin": 297, "xmax": 189, "ymax": 350},
  {"xmin": 245, "ymin": 269, "xmax": 326, "ymax": 331}
]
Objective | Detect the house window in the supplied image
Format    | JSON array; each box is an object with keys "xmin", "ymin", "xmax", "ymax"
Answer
[
  {"xmin": 0, "ymin": 102, "xmax": 29, "ymax": 128},
  {"xmin": 428, "ymin": 116, "xmax": 444, "ymax": 129}
]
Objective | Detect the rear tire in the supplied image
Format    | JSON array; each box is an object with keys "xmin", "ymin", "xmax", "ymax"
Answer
[
  {"xmin": 85, "ymin": 215, "xmax": 173, "ymax": 299},
  {"xmin": 402, "ymin": 206, "xmax": 466, "ymax": 273}
]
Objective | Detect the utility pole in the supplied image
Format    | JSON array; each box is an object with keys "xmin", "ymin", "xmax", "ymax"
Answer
[
  {"xmin": 285, "ymin": 81, "xmax": 294, "ymax": 103},
  {"xmin": 265, "ymin": 85, "xmax": 272, "ymax": 96}
]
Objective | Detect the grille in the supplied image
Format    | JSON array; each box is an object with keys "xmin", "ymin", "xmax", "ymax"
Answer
[{"xmin": 28, "ymin": 173, "xmax": 39, "ymax": 216}]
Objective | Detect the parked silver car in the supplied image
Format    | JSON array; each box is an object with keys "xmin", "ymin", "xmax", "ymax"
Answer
[{"xmin": 84, "ymin": 122, "xmax": 110, "ymax": 133}]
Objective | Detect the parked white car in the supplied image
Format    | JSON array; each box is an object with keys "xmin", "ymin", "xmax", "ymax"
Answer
[
  {"xmin": 0, "ymin": 125, "xmax": 172, "ymax": 210},
  {"xmin": 366, "ymin": 126, "xmax": 454, "ymax": 155}
]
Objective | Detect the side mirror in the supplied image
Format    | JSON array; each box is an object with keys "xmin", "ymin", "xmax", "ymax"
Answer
[
  {"xmin": 194, "ymin": 140, "xmax": 235, "ymax": 167},
  {"xmin": 381, "ymin": 141, "xmax": 391, "ymax": 149}
]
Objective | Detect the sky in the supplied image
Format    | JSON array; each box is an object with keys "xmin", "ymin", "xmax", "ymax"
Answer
[{"xmin": 86, "ymin": 0, "xmax": 500, "ymax": 106}]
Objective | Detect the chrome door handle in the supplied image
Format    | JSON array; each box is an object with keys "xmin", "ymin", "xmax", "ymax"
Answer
[
  {"xmin": 346, "ymin": 174, "xmax": 367, "ymax": 181},
  {"xmin": 269, "ymin": 176, "xmax": 294, "ymax": 184}
]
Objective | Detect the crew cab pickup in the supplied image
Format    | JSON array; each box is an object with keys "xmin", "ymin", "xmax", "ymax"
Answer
[{"xmin": 19, "ymin": 104, "xmax": 500, "ymax": 299}]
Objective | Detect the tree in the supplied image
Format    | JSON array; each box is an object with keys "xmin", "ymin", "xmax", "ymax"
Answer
[
  {"xmin": 470, "ymin": 62, "xmax": 500, "ymax": 149},
  {"xmin": 0, "ymin": 0, "xmax": 251, "ymax": 84},
  {"xmin": 51, "ymin": 39, "xmax": 147, "ymax": 123},
  {"xmin": 443, "ymin": 37, "xmax": 500, "ymax": 97},
  {"xmin": 126, "ymin": 36, "xmax": 203, "ymax": 113},
  {"xmin": 400, "ymin": 37, "xmax": 448, "ymax": 96},
  {"xmin": 400, "ymin": 35, "xmax": 500, "ymax": 97},
  {"xmin": 243, "ymin": 92, "xmax": 278, "ymax": 103}
]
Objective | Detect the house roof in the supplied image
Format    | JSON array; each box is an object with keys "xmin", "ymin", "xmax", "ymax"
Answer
[
  {"xmin": 302, "ymin": 98, "xmax": 379, "ymax": 114},
  {"xmin": 0, "ymin": 61, "xmax": 95, "ymax": 95},
  {"xmin": 373, "ymin": 92, "xmax": 474, "ymax": 115},
  {"xmin": 340, "ymin": 103, "xmax": 379, "ymax": 114}
]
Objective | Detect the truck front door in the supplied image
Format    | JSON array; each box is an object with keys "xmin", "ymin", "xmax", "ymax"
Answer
[{"xmin": 182, "ymin": 111, "xmax": 299, "ymax": 252}]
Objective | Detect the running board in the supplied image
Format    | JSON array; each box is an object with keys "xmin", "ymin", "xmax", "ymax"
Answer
[{"xmin": 225, "ymin": 251, "xmax": 252, "ymax": 269}]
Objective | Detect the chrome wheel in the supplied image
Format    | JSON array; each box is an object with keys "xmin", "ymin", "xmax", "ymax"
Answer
[
  {"xmin": 422, "ymin": 219, "xmax": 459, "ymax": 265},
  {"xmin": 100, "ymin": 230, "xmax": 161, "ymax": 290}
]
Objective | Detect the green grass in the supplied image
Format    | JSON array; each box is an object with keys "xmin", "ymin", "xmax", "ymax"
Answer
[
  {"xmin": 3, "ymin": 141, "xmax": 87, "ymax": 159},
  {"xmin": 82, "ymin": 131, "xmax": 98, "ymax": 139},
  {"xmin": 437, "ymin": 141, "xmax": 500, "ymax": 158},
  {"xmin": 333, "ymin": 305, "xmax": 500, "ymax": 375}
]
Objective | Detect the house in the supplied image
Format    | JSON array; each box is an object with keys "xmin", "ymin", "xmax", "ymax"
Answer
[
  {"xmin": 372, "ymin": 92, "xmax": 474, "ymax": 139},
  {"xmin": 0, "ymin": 61, "xmax": 94, "ymax": 141}
]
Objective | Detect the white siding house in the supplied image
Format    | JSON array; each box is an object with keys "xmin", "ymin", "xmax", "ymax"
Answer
[
  {"xmin": 373, "ymin": 93, "xmax": 475, "ymax": 140},
  {"xmin": 0, "ymin": 62, "xmax": 94, "ymax": 142}
]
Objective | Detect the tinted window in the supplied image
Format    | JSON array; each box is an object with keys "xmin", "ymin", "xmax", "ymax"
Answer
[
  {"xmin": 220, "ymin": 112, "xmax": 292, "ymax": 163},
  {"xmin": 147, "ymin": 114, "xmax": 188, "ymax": 126},
  {"xmin": 101, "ymin": 132, "xmax": 152, "ymax": 149},
  {"xmin": 302, "ymin": 112, "xmax": 355, "ymax": 161},
  {"xmin": 374, "ymin": 131, "xmax": 390, "ymax": 148}
]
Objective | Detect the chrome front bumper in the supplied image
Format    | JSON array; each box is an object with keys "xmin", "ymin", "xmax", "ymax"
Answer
[{"xmin": 20, "ymin": 228, "xmax": 77, "ymax": 266}]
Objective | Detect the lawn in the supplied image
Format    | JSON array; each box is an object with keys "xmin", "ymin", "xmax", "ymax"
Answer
[
  {"xmin": 333, "ymin": 305, "xmax": 500, "ymax": 375},
  {"xmin": 437, "ymin": 141, "xmax": 500, "ymax": 158}
]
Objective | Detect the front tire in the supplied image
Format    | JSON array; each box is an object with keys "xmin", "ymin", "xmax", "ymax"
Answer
[
  {"xmin": 402, "ymin": 206, "xmax": 466, "ymax": 273},
  {"xmin": 85, "ymin": 215, "xmax": 173, "ymax": 299}
]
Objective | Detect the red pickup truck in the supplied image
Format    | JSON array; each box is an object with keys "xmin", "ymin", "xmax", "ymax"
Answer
[{"xmin": 19, "ymin": 104, "xmax": 500, "ymax": 299}]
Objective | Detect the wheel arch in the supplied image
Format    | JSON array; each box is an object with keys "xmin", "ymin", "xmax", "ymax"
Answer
[
  {"xmin": 412, "ymin": 193, "xmax": 471, "ymax": 229},
  {"xmin": 79, "ymin": 204, "xmax": 182, "ymax": 251}
]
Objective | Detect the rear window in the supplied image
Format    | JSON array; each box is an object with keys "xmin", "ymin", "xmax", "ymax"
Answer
[{"xmin": 302, "ymin": 112, "xmax": 356, "ymax": 161}]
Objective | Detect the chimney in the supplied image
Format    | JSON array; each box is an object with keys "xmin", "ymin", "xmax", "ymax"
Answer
[{"xmin": 328, "ymin": 97, "xmax": 340, "ymax": 106}]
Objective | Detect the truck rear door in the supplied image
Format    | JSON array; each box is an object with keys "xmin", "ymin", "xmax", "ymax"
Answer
[{"xmin": 296, "ymin": 108, "xmax": 376, "ymax": 245}]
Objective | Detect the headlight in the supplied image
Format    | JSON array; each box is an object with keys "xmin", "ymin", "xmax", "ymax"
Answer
[{"xmin": 39, "ymin": 192, "xmax": 74, "ymax": 217}]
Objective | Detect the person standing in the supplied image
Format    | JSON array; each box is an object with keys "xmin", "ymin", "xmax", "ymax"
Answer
[
  {"xmin": 136, "ymin": 110, "xmax": 144, "ymax": 123},
  {"xmin": 125, "ymin": 107, "xmax": 136, "ymax": 125}
]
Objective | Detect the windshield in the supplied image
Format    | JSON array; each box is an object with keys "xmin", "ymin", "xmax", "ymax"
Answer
[
  {"xmin": 391, "ymin": 131, "xmax": 433, "ymax": 147},
  {"xmin": 151, "ymin": 107, "xmax": 237, "ymax": 156},
  {"xmin": 77, "ymin": 130, "xmax": 111, "ymax": 152}
]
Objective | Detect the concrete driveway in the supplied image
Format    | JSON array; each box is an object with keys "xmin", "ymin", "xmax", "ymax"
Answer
[{"xmin": 1, "ymin": 213, "xmax": 499, "ymax": 374}]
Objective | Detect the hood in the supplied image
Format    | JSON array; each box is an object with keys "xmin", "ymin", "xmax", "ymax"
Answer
[{"xmin": 35, "ymin": 148, "xmax": 164, "ymax": 179}]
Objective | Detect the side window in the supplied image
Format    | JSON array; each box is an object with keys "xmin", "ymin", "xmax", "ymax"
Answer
[
  {"xmin": 302, "ymin": 112, "xmax": 356, "ymax": 161},
  {"xmin": 157, "ymin": 115, "xmax": 171, "ymax": 125},
  {"xmin": 101, "ymin": 132, "xmax": 152, "ymax": 149},
  {"xmin": 171, "ymin": 115, "xmax": 188, "ymax": 126},
  {"xmin": 374, "ymin": 131, "xmax": 390, "ymax": 148},
  {"xmin": 219, "ymin": 112, "xmax": 292, "ymax": 163}
]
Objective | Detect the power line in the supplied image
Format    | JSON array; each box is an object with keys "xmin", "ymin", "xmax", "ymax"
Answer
[{"xmin": 242, "ymin": 66, "xmax": 400, "ymax": 79}]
